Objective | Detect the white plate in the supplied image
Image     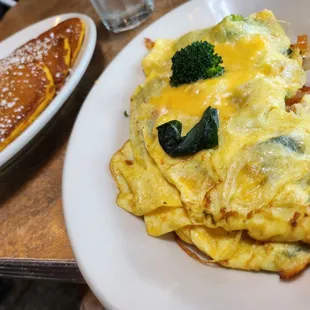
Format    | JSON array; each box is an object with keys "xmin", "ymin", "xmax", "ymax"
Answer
[
  {"xmin": 0, "ymin": 13, "xmax": 96, "ymax": 168},
  {"xmin": 63, "ymin": 1, "xmax": 310, "ymax": 309}
]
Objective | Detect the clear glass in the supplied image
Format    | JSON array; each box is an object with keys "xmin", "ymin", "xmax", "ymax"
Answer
[{"xmin": 90, "ymin": 0, "xmax": 154, "ymax": 33}]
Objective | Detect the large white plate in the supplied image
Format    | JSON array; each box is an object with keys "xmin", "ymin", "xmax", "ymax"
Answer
[
  {"xmin": 63, "ymin": 1, "xmax": 310, "ymax": 309},
  {"xmin": 0, "ymin": 13, "xmax": 96, "ymax": 168}
]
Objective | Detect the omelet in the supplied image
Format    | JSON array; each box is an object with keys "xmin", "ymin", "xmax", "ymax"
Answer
[
  {"xmin": 110, "ymin": 10, "xmax": 310, "ymax": 278},
  {"xmin": 110, "ymin": 140, "xmax": 182, "ymax": 216},
  {"xmin": 176, "ymin": 226, "xmax": 310, "ymax": 279},
  {"xmin": 144, "ymin": 205, "xmax": 310, "ymax": 276}
]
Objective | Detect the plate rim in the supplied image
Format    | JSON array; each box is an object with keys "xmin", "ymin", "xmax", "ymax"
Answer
[{"xmin": 0, "ymin": 12, "xmax": 97, "ymax": 168}]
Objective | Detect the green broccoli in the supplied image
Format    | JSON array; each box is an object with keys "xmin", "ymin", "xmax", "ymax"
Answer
[
  {"xmin": 230, "ymin": 14, "xmax": 244, "ymax": 21},
  {"xmin": 170, "ymin": 41, "xmax": 224, "ymax": 87}
]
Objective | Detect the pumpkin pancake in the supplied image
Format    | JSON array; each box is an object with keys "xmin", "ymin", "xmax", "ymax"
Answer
[
  {"xmin": 0, "ymin": 18, "xmax": 84, "ymax": 152},
  {"xmin": 8, "ymin": 36, "xmax": 71, "ymax": 90},
  {"xmin": 0, "ymin": 62, "xmax": 55, "ymax": 151},
  {"xmin": 38, "ymin": 18, "xmax": 85, "ymax": 65}
]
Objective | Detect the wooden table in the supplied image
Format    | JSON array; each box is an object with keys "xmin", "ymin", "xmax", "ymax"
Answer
[{"xmin": 0, "ymin": 0, "xmax": 187, "ymax": 282}]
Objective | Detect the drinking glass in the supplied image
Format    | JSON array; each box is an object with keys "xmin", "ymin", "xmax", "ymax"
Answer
[{"xmin": 90, "ymin": 0, "xmax": 154, "ymax": 33}]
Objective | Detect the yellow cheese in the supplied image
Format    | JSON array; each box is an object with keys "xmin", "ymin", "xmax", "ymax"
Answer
[{"xmin": 149, "ymin": 35, "xmax": 268, "ymax": 120}]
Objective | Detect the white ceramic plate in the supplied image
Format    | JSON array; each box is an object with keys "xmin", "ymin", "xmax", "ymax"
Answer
[
  {"xmin": 0, "ymin": 13, "xmax": 96, "ymax": 168},
  {"xmin": 63, "ymin": 1, "xmax": 310, "ymax": 309}
]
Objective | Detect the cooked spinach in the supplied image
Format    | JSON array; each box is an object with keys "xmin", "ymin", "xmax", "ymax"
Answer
[
  {"xmin": 269, "ymin": 136, "xmax": 304, "ymax": 153},
  {"xmin": 230, "ymin": 14, "xmax": 245, "ymax": 21},
  {"xmin": 157, "ymin": 106, "xmax": 219, "ymax": 157},
  {"xmin": 287, "ymin": 48, "xmax": 293, "ymax": 56}
]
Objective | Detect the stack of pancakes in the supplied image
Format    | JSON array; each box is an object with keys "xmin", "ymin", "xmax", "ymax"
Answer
[{"xmin": 0, "ymin": 18, "xmax": 85, "ymax": 151}]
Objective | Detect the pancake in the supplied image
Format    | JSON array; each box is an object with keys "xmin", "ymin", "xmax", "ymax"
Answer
[
  {"xmin": 38, "ymin": 18, "xmax": 85, "ymax": 65},
  {"xmin": 7, "ymin": 36, "xmax": 71, "ymax": 90},
  {"xmin": 0, "ymin": 62, "xmax": 55, "ymax": 151},
  {"xmin": 0, "ymin": 18, "xmax": 84, "ymax": 152}
]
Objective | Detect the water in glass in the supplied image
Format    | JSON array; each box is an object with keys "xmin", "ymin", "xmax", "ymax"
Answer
[{"xmin": 90, "ymin": 0, "xmax": 154, "ymax": 33}]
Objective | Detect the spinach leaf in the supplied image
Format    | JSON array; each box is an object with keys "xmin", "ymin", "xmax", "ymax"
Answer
[
  {"xmin": 157, "ymin": 106, "xmax": 219, "ymax": 157},
  {"xmin": 269, "ymin": 136, "xmax": 304, "ymax": 153},
  {"xmin": 287, "ymin": 48, "xmax": 293, "ymax": 56}
]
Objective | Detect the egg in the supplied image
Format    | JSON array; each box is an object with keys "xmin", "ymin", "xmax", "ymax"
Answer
[
  {"xmin": 110, "ymin": 141, "xmax": 182, "ymax": 216},
  {"xmin": 177, "ymin": 226, "xmax": 310, "ymax": 279},
  {"xmin": 110, "ymin": 10, "xmax": 310, "ymax": 278}
]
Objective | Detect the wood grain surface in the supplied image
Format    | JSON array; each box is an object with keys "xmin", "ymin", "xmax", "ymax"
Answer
[{"xmin": 0, "ymin": 0, "xmax": 187, "ymax": 263}]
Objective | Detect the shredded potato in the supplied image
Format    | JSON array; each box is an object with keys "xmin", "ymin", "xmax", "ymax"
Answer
[
  {"xmin": 286, "ymin": 86, "xmax": 310, "ymax": 106},
  {"xmin": 144, "ymin": 37, "xmax": 155, "ymax": 50},
  {"xmin": 297, "ymin": 34, "xmax": 308, "ymax": 51}
]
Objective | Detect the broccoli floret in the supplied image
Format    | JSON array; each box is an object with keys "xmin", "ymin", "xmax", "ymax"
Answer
[
  {"xmin": 170, "ymin": 41, "xmax": 224, "ymax": 87},
  {"xmin": 230, "ymin": 14, "xmax": 244, "ymax": 21}
]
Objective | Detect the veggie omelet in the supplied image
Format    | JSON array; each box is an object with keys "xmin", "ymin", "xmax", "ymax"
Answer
[{"xmin": 110, "ymin": 10, "xmax": 310, "ymax": 278}]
